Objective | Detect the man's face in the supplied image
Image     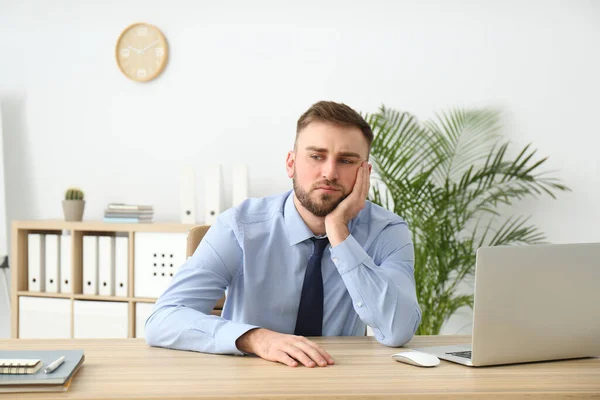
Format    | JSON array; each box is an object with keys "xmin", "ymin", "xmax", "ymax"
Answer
[{"xmin": 286, "ymin": 121, "xmax": 369, "ymax": 217}]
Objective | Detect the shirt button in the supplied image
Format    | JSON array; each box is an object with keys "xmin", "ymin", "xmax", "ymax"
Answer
[
  {"xmin": 357, "ymin": 302, "xmax": 363, "ymax": 307},
  {"xmin": 332, "ymin": 257, "xmax": 339, "ymax": 263}
]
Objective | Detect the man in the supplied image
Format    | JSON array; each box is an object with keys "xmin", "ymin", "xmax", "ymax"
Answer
[{"xmin": 145, "ymin": 101, "xmax": 421, "ymax": 368}]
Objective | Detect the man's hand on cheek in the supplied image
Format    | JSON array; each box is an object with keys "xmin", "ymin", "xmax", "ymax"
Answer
[{"xmin": 325, "ymin": 161, "xmax": 371, "ymax": 246}]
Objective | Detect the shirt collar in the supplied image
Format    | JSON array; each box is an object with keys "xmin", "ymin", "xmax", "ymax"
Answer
[{"xmin": 284, "ymin": 190, "xmax": 318, "ymax": 246}]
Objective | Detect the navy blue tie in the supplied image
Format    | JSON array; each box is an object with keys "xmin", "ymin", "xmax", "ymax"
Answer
[{"xmin": 294, "ymin": 237, "xmax": 329, "ymax": 336}]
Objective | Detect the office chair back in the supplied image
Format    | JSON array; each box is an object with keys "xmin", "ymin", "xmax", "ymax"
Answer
[{"xmin": 186, "ymin": 225, "xmax": 226, "ymax": 316}]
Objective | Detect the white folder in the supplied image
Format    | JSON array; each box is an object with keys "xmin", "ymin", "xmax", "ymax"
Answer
[
  {"xmin": 44, "ymin": 234, "xmax": 61, "ymax": 293},
  {"xmin": 60, "ymin": 233, "xmax": 72, "ymax": 294},
  {"xmin": 27, "ymin": 233, "xmax": 45, "ymax": 292},
  {"xmin": 83, "ymin": 235, "xmax": 99, "ymax": 295},
  {"xmin": 98, "ymin": 236, "xmax": 116, "ymax": 296},
  {"xmin": 232, "ymin": 164, "xmax": 249, "ymax": 207},
  {"xmin": 180, "ymin": 164, "xmax": 196, "ymax": 224},
  {"xmin": 204, "ymin": 164, "xmax": 224, "ymax": 225},
  {"xmin": 115, "ymin": 235, "xmax": 129, "ymax": 297}
]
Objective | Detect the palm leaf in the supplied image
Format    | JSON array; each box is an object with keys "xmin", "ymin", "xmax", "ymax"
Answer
[
  {"xmin": 367, "ymin": 105, "xmax": 570, "ymax": 335},
  {"xmin": 424, "ymin": 108, "xmax": 503, "ymax": 184}
]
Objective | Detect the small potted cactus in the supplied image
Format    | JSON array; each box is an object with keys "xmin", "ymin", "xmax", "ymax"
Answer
[{"xmin": 62, "ymin": 187, "xmax": 85, "ymax": 221}]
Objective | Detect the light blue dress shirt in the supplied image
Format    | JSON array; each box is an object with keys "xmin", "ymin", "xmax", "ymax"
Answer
[{"xmin": 145, "ymin": 190, "xmax": 421, "ymax": 355}]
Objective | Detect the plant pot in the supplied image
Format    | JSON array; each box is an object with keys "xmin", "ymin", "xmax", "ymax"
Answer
[{"xmin": 62, "ymin": 200, "xmax": 85, "ymax": 222}]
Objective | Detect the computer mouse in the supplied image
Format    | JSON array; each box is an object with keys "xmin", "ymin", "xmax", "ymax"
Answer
[{"xmin": 391, "ymin": 351, "xmax": 440, "ymax": 367}]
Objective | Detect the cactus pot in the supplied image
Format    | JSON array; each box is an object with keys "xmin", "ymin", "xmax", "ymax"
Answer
[{"xmin": 62, "ymin": 200, "xmax": 85, "ymax": 222}]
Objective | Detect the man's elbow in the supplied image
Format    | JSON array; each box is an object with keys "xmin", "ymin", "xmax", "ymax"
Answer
[
  {"xmin": 143, "ymin": 311, "xmax": 163, "ymax": 348},
  {"xmin": 377, "ymin": 329, "xmax": 415, "ymax": 348},
  {"xmin": 377, "ymin": 309, "xmax": 421, "ymax": 347}
]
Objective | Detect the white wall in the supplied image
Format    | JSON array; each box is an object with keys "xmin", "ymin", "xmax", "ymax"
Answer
[{"xmin": 1, "ymin": 0, "xmax": 598, "ymax": 336}]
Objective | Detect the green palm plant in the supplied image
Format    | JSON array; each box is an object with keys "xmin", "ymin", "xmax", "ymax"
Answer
[{"xmin": 366, "ymin": 106, "xmax": 570, "ymax": 335}]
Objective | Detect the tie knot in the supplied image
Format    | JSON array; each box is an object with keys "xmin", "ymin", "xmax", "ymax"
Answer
[{"xmin": 311, "ymin": 237, "xmax": 329, "ymax": 256}]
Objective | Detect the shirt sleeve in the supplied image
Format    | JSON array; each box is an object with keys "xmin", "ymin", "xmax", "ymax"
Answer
[
  {"xmin": 329, "ymin": 221, "xmax": 421, "ymax": 347},
  {"xmin": 144, "ymin": 210, "xmax": 258, "ymax": 355}
]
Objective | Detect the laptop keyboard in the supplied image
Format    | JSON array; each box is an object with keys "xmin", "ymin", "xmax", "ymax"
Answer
[{"xmin": 446, "ymin": 350, "xmax": 472, "ymax": 359}]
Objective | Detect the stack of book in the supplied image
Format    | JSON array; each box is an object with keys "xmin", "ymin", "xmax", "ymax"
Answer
[
  {"xmin": 104, "ymin": 203, "xmax": 154, "ymax": 223},
  {"xmin": 0, "ymin": 350, "xmax": 85, "ymax": 393}
]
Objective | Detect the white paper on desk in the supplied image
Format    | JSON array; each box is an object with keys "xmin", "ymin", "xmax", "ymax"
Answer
[
  {"xmin": 82, "ymin": 236, "xmax": 99, "ymax": 295},
  {"xmin": 60, "ymin": 233, "xmax": 72, "ymax": 293},
  {"xmin": 27, "ymin": 234, "xmax": 45, "ymax": 292},
  {"xmin": 44, "ymin": 234, "xmax": 61, "ymax": 293},
  {"xmin": 98, "ymin": 236, "xmax": 116, "ymax": 296},
  {"xmin": 115, "ymin": 235, "xmax": 129, "ymax": 297}
]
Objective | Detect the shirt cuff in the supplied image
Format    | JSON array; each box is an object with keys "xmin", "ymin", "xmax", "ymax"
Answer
[
  {"xmin": 329, "ymin": 234, "xmax": 369, "ymax": 275},
  {"xmin": 219, "ymin": 322, "xmax": 260, "ymax": 356}
]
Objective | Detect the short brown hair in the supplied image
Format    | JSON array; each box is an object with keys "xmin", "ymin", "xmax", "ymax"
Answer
[{"xmin": 296, "ymin": 101, "xmax": 374, "ymax": 149}]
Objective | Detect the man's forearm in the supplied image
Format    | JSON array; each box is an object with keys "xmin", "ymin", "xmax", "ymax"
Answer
[
  {"xmin": 343, "ymin": 265, "xmax": 420, "ymax": 346},
  {"xmin": 329, "ymin": 233, "xmax": 421, "ymax": 347},
  {"xmin": 145, "ymin": 304, "xmax": 258, "ymax": 355}
]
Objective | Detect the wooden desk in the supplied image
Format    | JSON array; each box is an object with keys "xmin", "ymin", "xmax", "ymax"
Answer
[{"xmin": 1, "ymin": 335, "xmax": 599, "ymax": 399}]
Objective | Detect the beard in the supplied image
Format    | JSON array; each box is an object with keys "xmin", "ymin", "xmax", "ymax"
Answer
[{"xmin": 292, "ymin": 173, "xmax": 348, "ymax": 217}]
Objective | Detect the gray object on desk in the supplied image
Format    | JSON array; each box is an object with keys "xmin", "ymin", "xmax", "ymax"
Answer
[
  {"xmin": 413, "ymin": 242, "xmax": 600, "ymax": 367},
  {"xmin": 0, "ymin": 350, "xmax": 84, "ymax": 386}
]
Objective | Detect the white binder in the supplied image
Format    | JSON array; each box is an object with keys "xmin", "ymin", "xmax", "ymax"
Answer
[
  {"xmin": 98, "ymin": 236, "xmax": 116, "ymax": 296},
  {"xmin": 44, "ymin": 234, "xmax": 61, "ymax": 293},
  {"xmin": 27, "ymin": 233, "xmax": 45, "ymax": 292},
  {"xmin": 115, "ymin": 235, "xmax": 129, "ymax": 297},
  {"xmin": 232, "ymin": 164, "xmax": 249, "ymax": 207},
  {"xmin": 135, "ymin": 302, "xmax": 155, "ymax": 338},
  {"xmin": 83, "ymin": 235, "xmax": 99, "ymax": 295},
  {"xmin": 204, "ymin": 164, "xmax": 224, "ymax": 225},
  {"xmin": 73, "ymin": 300, "xmax": 128, "ymax": 338},
  {"xmin": 19, "ymin": 296, "xmax": 71, "ymax": 338},
  {"xmin": 60, "ymin": 232, "xmax": 72, "ymax": 293},
  {"xmin": 180, "ymin": 164, "xmax": 196, "ymax": 224}
]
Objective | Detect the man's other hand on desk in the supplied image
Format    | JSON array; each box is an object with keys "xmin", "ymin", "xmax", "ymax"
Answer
[{"xmin": 235, "ymin": 328, "xmax": 335, "ymax": 368}]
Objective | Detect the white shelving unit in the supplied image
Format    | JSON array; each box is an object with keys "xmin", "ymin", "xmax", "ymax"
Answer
[{"xmin": 10, "ymin": 220, "xmax": 202, "ymax": 339}]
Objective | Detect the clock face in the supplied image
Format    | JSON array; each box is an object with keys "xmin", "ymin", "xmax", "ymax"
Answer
[{"xmin": 116, "ymin": 23, "xmax": 168, "ymax": 82}]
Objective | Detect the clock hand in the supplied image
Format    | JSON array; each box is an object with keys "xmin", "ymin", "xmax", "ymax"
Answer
[
  {"xmin": 140, "ymin": 40, "xmax": 159, "ymax": 54},
  {"xmin": 127, "ymin": 45, "xmax": 142, "ymax": 55}
]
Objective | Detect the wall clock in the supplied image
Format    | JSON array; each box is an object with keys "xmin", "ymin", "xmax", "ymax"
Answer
[{"xmin": 115, "ymin": 22, "xmax": 168, "ymax": 82}]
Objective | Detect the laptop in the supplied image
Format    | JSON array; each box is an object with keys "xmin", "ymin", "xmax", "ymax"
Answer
[{"xmin": 412, "ymin": 242, "xmax": 600, "ymax": 367}]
